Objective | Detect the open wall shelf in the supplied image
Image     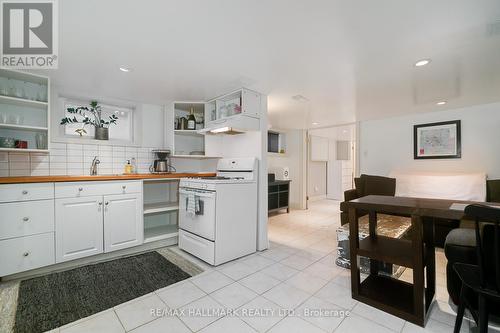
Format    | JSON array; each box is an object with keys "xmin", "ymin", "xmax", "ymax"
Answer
[
  {"xmin": 0, "ymin": 69, "xmax": 50, "ymax": 152},
  {"xmin": 143, "ymin": 179, "xmax": 179, "ymax": 243}
]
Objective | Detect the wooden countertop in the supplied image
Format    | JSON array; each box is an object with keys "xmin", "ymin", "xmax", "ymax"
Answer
[{"xmin": 0, "ymin": 173, "xmax": 216, "ymax": 184}]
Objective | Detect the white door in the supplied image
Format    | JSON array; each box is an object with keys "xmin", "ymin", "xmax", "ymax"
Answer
[
  {"xmin": 103, "ymin": 193, "xmax": 143, "ymax": 253},
  {"xmin": 179, "ymin": 188, "xmax": 216, "ymax": 241},
  {"xmin": 55, "ymin": 196, "xmax": 104, "ymax": 263}
]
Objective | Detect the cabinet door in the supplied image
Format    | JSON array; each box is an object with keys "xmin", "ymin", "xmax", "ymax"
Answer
[
  {"xmin": 55, "ymin": 196, "xmax": 104, "ymax": 263},
  {"xmin": 103, "ymin": 193, "xmax": 143, "ymax": 253}
]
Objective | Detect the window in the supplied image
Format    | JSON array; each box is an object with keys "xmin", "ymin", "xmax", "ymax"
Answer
[
  {"xmin": 268, "ymin": 131, "xmax": 280, "ymax": 153},
  {"xmin": 268, "ymin": 131, "xmax": 286, "ymax": 153},
  {"xmin": 62, "ymin": 98, "xmax": 134, "ymax": 142}
]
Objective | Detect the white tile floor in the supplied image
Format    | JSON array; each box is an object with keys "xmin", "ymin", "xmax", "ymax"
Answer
[{"xmin": 48, "ymin": 200, "xmax": 497, "ymax": 332}]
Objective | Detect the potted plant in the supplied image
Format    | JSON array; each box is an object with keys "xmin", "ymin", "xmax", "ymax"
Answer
[{"xmin": 60, "ymin": 101, "xmax": 118, "ymax": 140}]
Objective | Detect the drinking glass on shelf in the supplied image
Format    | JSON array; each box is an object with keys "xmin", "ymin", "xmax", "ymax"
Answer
[
  {"xmin": 36, "ymin": 84, "xmax": 47, "ymax": 102},
  {"xmin": 8, "ymin": 79, "xmax": 16, "ymax": 97},
  {"xmin": 8, "ymin": 114, "xmax": 23, "ymax": 125},
  {"xmin": 35, "ymin": 133, "xmax": 47, "ymax": 149},
  {"xmin": 21, "ymin": 86, "xmax": 28, "ymax": 99}
]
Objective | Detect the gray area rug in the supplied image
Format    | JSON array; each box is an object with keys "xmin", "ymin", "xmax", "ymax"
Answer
[{"xmin": 13, "ymin": 251, "xmax": 192, "ymax": 333}]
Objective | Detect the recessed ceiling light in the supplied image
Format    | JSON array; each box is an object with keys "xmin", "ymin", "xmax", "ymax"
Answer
[
  {"xmin": 312, "ymin": 122, "xmax": 319, "ymax": 125},
  {"xmin": 436, "ymin": 101, "xmax": 447, "ymax": 105},
  {"xmin": 414, "ymin": 59, "xmax": 431, "ymax": 67},
  {"xmin": 119, "ymin": 66, "xmax": 132, "ymax": 72}
]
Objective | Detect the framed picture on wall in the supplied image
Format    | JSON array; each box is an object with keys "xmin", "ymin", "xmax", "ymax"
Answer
[{"xmin": 414, "ymin": 120, "xmax": 461, "ymax": 159}]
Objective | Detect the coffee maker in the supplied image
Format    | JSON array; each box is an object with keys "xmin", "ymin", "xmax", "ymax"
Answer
[{"xmin": 150, "ymin": 149, "xmax": 173, "ymax": 173}]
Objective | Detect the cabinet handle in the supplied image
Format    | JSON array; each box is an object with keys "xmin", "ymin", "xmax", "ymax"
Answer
[
  {"xmin": 122, "ymin": 185, "xmax": 126, "ymax": 190},
  {"xmin": 22, "ymin": 190, "xmax": 28, "ymax": 195},
  {"xmin": 105, "ymin": 202, "xmax": 109, "ymax": 206},
  {"xmin": 23, "ymin": 252, "xmax": 29, "ymax": 257},
  {"xmin": 98, "ymin": 202, "xmax": 103, "ymax": 206},
  {"xmin": 22, "ymin": 217, "xmax": 29, "ymax": 222},
  {"xmin": 78, "ymin": 187, "xmax": 83, "ymax": 192}
]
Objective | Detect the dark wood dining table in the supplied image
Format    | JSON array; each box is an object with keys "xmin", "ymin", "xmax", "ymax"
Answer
[{"xmin": 346, "ymin": 195, "xmax": 499, "ymax": 327}]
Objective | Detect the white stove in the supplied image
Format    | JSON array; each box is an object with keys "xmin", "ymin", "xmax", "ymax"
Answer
[
  {"xmin": 180, "ymin": 158, "xmax": 257, "ymax": 190},
  {"xmin": 178, "ymin": 158, "xmax": 258, "ymax": 265}
]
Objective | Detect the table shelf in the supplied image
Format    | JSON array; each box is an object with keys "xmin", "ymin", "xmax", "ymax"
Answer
[
  {"xmin": 357, "ymin": 275, "xmax": 418, "ymax": 323},
  {"xmin": 358, "ymin": 235, "xmax": 414, "ymax": 268}
]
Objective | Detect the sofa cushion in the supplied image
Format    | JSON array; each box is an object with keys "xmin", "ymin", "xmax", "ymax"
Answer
[{"xmin": 361, "ymin": 174, "xmax": 396, "ymax": 196}]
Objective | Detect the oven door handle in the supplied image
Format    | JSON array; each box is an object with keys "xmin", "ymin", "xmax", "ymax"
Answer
[{"xmin": 179, "ymin": 189, "xmax": 216, "ymax": 198}]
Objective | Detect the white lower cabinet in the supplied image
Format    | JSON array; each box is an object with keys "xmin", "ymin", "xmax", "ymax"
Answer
[
  {"xmin": 0, "ymin": 233, "xmax": 55, "ymax": 276},
  {"xmin": 0, "ymin": 180, "xmax": 144, "ymax": 275},
  {"xmin": 55, "ymin": 190, "xmax": 144, "ymax": 263},
  {"xmin": 55, "ymin": 196, "xmax": 104, "ymax": 263},
  {"xmin": 103, "ymin": 193, "xmax": 143, "ymax": 253}
]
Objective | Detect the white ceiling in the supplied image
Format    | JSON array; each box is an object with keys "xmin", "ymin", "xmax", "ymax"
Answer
[{"xmin": 35, "ymin": 0, "xmax": 500, "ymax": 129}]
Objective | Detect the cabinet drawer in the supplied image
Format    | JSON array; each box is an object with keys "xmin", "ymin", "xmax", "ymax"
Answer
[
  {"xmin": 55, "ymin": 180, "xmax": 142, "ymax": 198},
  {"xmin": 179, "ymin": 229, "xmax": 215, "ymax": 265},
  {"xmin": 0, "ymin": 200, "xmax": 54, "ymax": 240},
  {"xmin": 0, "ymin": 232, "xmax": 55, "ymax": 276},
  {"xmin": 0, "ymin": 183, "xmax": 54, "ymax": 203}
]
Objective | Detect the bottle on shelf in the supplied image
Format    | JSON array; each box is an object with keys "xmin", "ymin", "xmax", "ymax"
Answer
[{"xmin": 187, "ymin": 107, "xmax": 196, "ymax": 130}]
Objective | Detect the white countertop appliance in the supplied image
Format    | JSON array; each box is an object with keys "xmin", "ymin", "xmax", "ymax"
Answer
[{"xmin": 178, "ymin": 158, "xmax": 258, "ymax": 265}]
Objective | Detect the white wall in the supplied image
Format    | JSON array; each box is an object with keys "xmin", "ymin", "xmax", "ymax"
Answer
[
  {"xmin": 140, "ymin": 104, "xmax": 165, "ymax": 148},
  {"xmin": 359, "ymin": 102, "xmax": 500, "ymax": 179},
  {"xmin": 268, "ymin": 129, "xmax": 306, "ymax": 209}
]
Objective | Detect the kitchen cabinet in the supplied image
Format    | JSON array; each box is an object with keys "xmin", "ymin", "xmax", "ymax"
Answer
[
  {"xmin": 55, "ymin": 180, "xmax": 144, "ymax": 263},
  {"xmin": 202, "ymin": 88, "xmax": 261, "ymax": 133},
  {"xmin": 55, "ymin": 195, "xmax": 104, "ymax": 262},
  {"xmin": 0, "ymin": 182, "xmax": 55, "ymax": 276},
  {"xmin": 205, "ymin": 88, "xmax": 260, "ymax": 125},
  {"xmin": 172, "ymin": 102, "xmax": 205, "ymax": 157},
  {"xmin": 104, "ymin": 193, "xmax": 143, "ymax": 252},
  {"xmin": 0, "ymin": 69, "xmax": 50, "ymax": 153}
]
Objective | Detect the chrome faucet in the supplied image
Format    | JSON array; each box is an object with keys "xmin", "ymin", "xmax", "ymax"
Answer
[{"xmin": 90, "ymin": 156, "xmax": 100, "ymax": 175}]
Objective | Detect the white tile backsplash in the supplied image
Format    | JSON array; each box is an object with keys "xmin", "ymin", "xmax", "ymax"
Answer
[
  {"xmin": 9, "ymin": 153, "xmax": 30, "ymax": 162},
  {"xmin": 0, "ymin": 152, "xmax": 8, "ymax": 162},
  {"xmin": 0, "ymin": 143, "xmax": 203, "ymax": 177}
]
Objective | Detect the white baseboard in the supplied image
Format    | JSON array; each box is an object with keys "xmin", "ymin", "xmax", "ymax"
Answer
[{"xmin": 308, "ymin": 194, "xmax": 327, "ymax": 202}]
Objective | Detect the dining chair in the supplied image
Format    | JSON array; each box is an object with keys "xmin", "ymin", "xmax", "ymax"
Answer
[{"xmin": 453, "ymin": 204, "xmax": 500, "ymax": 333}]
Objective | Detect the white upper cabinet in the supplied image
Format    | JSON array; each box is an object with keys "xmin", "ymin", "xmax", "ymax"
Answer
[
  {"xmin": 203, "ymin": 88, "xmax": 261, "ymax": 133},
  {"xmin": 172, "ymin": 102, "xmax": 206, "ymax": 157},
  {"xmin": 0, "ymin": 69, "xmax": 50, "ymax": 153}
]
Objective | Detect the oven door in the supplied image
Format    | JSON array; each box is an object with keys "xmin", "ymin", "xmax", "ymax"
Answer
[{"xmin": 179, "ymin": 188, "xmax": 216, "ymax": 241}]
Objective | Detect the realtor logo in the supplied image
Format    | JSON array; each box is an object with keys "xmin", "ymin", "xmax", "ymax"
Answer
[{"xmin": 1, "ymin": 0, "xmax": 58, "ymax": 68}]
